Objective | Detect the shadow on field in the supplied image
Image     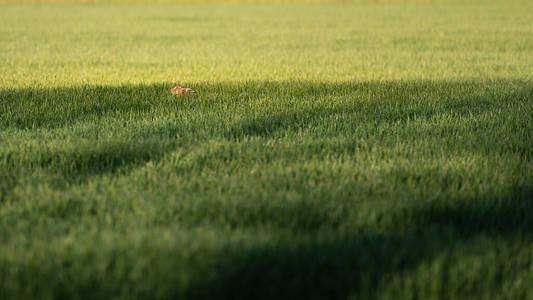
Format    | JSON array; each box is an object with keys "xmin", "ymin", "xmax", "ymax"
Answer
[
  {"xmin": 1, "ymin": 79, "xmax": 531, "ymax": 130},
  {"xmin": 0, "ymin": 139, "xmax": 181, "ymax": 201},
  {"xmin": 1, "ymin": 80, "xmax": 532, "ymax": 297},
  {"xmin": 1, "ymin": 79, "xmax": 531, "ymax": 195},
  {"xmin": 0, "ymin": 84, "xmax": 166, "ymax": 129},
  {"xmin": 1, "ymin": 78, "xmax": 531, "ymax": 174},
  {"xmin": 2, "ymin": 78, "xmax": 530, "ymax": 180},
  {"xmin": 188, "ymin": 186, "xmax": 533, "ymax": 299}
]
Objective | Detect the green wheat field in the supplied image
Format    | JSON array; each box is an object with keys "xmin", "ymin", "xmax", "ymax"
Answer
[{"xmin": 1, "ymin": 1, "xmax": 532, "ymax": 299}]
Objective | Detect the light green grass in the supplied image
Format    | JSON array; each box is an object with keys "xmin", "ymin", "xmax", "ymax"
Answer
[{"xmin": 1, "ymin": 2, "xmax": 532, "ymax": 299}]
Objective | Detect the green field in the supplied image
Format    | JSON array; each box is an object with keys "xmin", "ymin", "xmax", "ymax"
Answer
[{"xmin": 1, "ymin": 1, "xmax": 533, "ymax": 299}]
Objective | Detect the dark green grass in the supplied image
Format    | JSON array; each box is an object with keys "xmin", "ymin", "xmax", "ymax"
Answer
[
  {"xmin": 2, "ymin": 1, "xmax": 533, "ymax": 299},
  {"xmin": 1, "ymin": 79, "xmax": 533, "ymax": 299}
]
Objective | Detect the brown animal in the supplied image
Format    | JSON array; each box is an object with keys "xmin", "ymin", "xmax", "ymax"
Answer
[{"xmin": 171, "ymin": 85, "xmax": 196, "ymax": 97}]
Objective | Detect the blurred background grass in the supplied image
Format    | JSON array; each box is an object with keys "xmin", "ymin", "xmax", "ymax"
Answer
[
  {"xmin": 1, "ymin": 1, "xmax": 532, "ymax": 87},
  {"xmin": 1, "ymin": 1, "xmax": 532, "ymax": 299}
]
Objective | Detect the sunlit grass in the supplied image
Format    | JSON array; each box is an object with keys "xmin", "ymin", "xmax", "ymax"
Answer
[{"xmin": 1, "ymin": 1, "xmax": 532, "ymax": 299}]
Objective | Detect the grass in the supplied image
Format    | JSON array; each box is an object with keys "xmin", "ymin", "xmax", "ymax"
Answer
[{"xmin": 1, "ymin": 1, "xmax": 533, "ymax": 299}]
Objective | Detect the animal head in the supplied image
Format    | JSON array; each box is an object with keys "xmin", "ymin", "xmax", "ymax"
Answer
[{"xmin": 170, "ymin": 85, "xmax": 183, "ymax": 94}]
